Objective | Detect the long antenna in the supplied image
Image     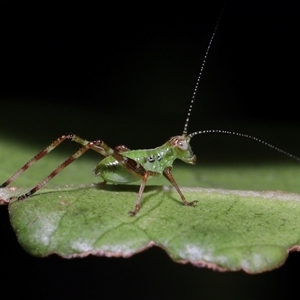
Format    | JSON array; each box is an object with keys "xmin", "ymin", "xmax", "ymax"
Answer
[
  {"xmin": 182, "ymin": 3, "xmax": 226, "ymax": 135},
  {"xmin": 188, "ymin": 129, "xmax": 300, "ymax": 163}
]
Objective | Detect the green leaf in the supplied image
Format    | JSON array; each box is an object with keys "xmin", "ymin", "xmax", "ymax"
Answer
[
  {"xmin": 7, "ymin": 185, "xmax": 300, "ymax": 273},
  {"xmin": 2, "ymin": 135, "xmax": 300, "ymax": 273}
]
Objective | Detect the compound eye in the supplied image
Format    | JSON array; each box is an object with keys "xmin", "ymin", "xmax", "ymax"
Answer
[{"xmin": 177, "ymin": 139, "xmax": 188, "ymax": 150}]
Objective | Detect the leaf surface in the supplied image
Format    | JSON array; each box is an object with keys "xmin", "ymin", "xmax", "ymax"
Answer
[{"xmin": 6, "ymin": 183, "xmax": 300, "ymax": 273}]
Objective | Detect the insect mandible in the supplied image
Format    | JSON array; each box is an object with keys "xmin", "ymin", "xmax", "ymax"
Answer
[{"xmin": 1, "ymin": 5, "xmax": 300, "ymax": 216}]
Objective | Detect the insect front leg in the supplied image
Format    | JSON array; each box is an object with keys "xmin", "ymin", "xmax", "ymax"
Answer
[{"xmin": 163, "ymin": 167, "xmax": 198, "ymax": 207}]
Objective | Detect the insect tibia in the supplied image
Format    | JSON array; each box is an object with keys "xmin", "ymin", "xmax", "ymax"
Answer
[{"xmin": 188, "ymin": 129, "xmax": 300, "ymax": 163}]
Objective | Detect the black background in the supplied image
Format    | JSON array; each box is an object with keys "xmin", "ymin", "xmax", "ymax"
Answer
[
  {"xmin": 1, "ymin": 0, "xmax": 300, "ymax": 298},
  {"xmin": 1, "ymin": 1, "xmax": 298, "ymax": 121}
]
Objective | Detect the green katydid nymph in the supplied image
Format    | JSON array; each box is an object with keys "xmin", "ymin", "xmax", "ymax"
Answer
[{"xmin": 1, "ymin": 5, "xmax": 299, "ymax": 216}]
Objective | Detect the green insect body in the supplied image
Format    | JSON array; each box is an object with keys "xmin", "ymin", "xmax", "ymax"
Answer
[{"xmin": 95, "ymin": 135, "xmax": 196, "ymax": 184}]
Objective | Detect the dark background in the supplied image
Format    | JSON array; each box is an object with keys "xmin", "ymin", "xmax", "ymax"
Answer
[
  {"xmin": 1, "ymin": 0, "xmax": 300, "ymax": 298},
  {"xmin": 1, "ymin": 0, "xmax": 298, "ymax": 117}
]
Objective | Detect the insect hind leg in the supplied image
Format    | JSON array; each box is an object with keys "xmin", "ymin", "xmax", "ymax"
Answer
[
  {"xmin": 1, "ymin": 134, "xmax": 72, "ymax": 188},
  {"xmin": 8, "ymin": 137, "xmax": 112, "ymax": 201},
  {"xmin": 0, "ymin": 133, "xmax": 119, "ymax": 201},
  {"xmin": 0, "ymin": 133, "xmax": 114, "ymax": 189}
]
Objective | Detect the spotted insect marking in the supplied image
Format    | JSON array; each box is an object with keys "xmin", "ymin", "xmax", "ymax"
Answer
[
  {"xmin": 157, "ymin": 153, "xmax": 162, "ymax": 161},
  {"xmin": 148, "ymin": 155, "xmax": 155, "ymax": 163}
]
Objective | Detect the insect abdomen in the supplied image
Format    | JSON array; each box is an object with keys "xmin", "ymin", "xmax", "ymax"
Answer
[{"xmin": 95, "ymin": 157, "xmax": 138, "ymax": 183}]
